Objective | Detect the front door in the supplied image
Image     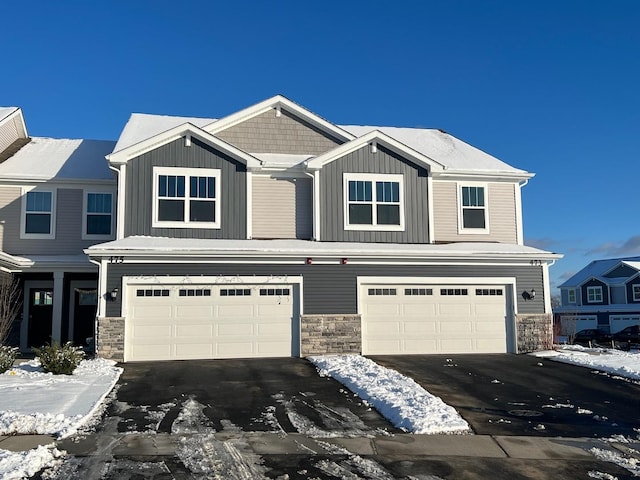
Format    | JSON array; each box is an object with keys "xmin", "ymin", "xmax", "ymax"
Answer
[
  {"xmin": 27, "ymin": 288, "xmax": 53, "ymax": 348},
  {"xmin": 73, "ymin": 289, "xmax": 97, "ymax": 347}
]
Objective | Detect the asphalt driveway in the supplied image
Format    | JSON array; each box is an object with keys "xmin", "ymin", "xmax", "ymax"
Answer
[
  {"xmin": 102, "ymin": 357, "xmax": 399, "ymax": 436},
  {"xmin": 370, "ymin": 353, "xmax": 640, "ymax": 438}
]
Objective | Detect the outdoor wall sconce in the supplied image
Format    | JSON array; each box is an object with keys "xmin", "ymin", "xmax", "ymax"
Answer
[
  {"xmin": 522, "ymin": 288, "xmax": 536, "ymax": 301},
  {"xmin": 108, "ymin": 288, "xmax": 119, "ymax": 301},
  {"xmin": 306, "ymin": 258, "xmax": 313, "ymax": 265},
  {"xmin": 341, "ymin": 258, "xmax": 348, "ymax": 265}
]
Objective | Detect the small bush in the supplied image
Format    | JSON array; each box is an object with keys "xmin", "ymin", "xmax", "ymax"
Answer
[
  {"xmin": 34, "ymin": 342, "xmax": 85, "ymax": 375},
  {"xmin": 0, "ymin": 346, "xmax": 18, "ymax": 374}
]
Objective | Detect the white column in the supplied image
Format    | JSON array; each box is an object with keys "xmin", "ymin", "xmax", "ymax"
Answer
[{"xmin": 51, "ymin": 271, "xmax": 64, "ymax": 344}]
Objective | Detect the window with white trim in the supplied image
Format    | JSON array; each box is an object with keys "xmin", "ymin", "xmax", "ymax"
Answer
[
  {"xmin": 343, "ymin": 173, "xmax": 404, "ymax": 231},
  {"xmin": 153, "ymin": 167, "xmax": 221, "ymax": 229},
  {"xmin": 587, "ymin": 286, "xmax": 603, "ymax": 303},
  {"xmin": 84, "ymin": 192, "xmax": 113, "ymax": 238},
  {"xmin": 633, "ymin": 285, "xmax": 640, "ymax": 302},
  {"xmin": 568, "ymin": 289, "xmax": 577, "ymax": 304},
  {"xmin": 22, "ymin": 189, "xmax": 55, "ymax": 238},
  {"xmin": 459, "ymin": 184, "xmax": 487, "ymax": 231}
]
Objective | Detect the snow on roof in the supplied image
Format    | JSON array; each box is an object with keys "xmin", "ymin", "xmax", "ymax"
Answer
[
  {"xmin": 559, "ymin": 256, "xmax": 640, "ymax": 288},
  {"xmin": 87, "ymin": 236, "xmax": 560, "ymax": 259},
  {"xmin": 111, "ymin": 112, "xmax": 528, "ymax": 175},
  {"xmin": 0, "ymin": 137, "xmax": 116, "ymax": 181},
  {"xmin": 0, "ymin": 107, "xmax": 18, "ymax": 122}
]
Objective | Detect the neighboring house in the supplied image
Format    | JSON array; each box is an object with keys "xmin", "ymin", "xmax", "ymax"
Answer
[
  {"xmin": 555, "ymin": 256, "xmax": 640, "ymax": 335},
  {"xmin": 0, "ymin": 107, "xmax": 116, "ymax": 351},
  {"xmin": 1, "ymin": 96, "xmax": 562, "ymax": 362}
]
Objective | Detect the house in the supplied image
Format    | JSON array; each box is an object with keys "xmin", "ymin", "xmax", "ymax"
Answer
[
  {"xmin": 555, "ymin": 256, "xmax": 640, "ymax": 335},
  {"xmin": 0, "ymin": 107, "xmax": 116, "ymax": 350},
  {"xmin": 1, "ymin": 96, "xmax": 561, "ymax": 362}
]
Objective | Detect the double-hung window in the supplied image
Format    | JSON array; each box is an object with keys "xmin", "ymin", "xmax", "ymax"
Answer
[
  {"xmin": 567, "ymin": 288, "xmax": 577, "ymax": 304},
  {"xmin": 83, "ymin": 192, "xmax": 113, "ymax": 238},
  {"xmin": 587, "ymin": 286, "xmax": 603, "ymax": 303},
  {"xmin": 22, "ymin": 189, "xmax": 55, "ymax": 238},
  {"xmin": 633, "ymin": 285, "xmax": 640, "ymax": 302},
  {"xmin": 153, "ymin": 167, "xmax": 220, "ymax": 229},
  {"xmin": 343, "ymin": 173, "xmax": 404, "ymax": 231},
  {"xmin": 459, "ymin": 184, "xmax": 488, "ymax": 232}
]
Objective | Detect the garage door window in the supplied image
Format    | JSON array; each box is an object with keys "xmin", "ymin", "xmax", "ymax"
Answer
[
  {"xmin": 179, "ymin": 289, "xmax": 211, "ymax": 297},
  {"xmin": 220, "ymin": 289, "xmax": 251, "ymax": 296},
  {"xmin": 136, "ymin": 289, "xmax": 170, "ymax": 297},
  {"xmin": 368, "ymin": 288, "xmax": 397, "ymax": 296},
  {"xmin": 260, "ymin": 288, "xmax": 290, "ymax": 296},
  {"xmin": 441, "ymin": 288, "xmax": 468, "ymax": 296},
  {"xmin": 405, "ymin": 288, "xmax": 433, "ymax": 296},
  {"xmin": 476, "ymin": 289, "xmax": 503, "ymax": 296}
]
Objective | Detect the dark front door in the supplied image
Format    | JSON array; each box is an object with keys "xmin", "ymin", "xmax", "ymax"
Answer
[
  {"xmin": 28, "ymin": 288, "xmax": 53, "ymax": 348},
  {"xmin": 73, "ymin": 289, "xmax": 97, "ymax": 347}
]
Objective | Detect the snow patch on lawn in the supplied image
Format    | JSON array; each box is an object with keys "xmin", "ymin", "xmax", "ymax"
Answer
[
  {"xmin": 590, "ymin": 447, "xmax": 640, "ymax": 477},
  {"xmin": 0, "ymin": 445, "xmax": 63, "ymax": 480},
  {"xmin": 534, "ymin": 347, "xmax": 640, "ymax": 381},
  {"xmin": 308, "ymin": 355, "xmax": 470, "ymax": 434}
]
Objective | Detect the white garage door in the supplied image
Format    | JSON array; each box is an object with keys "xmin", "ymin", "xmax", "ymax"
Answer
[
  {"xmin": 362, "ymin": 284, "xmax": 509, "ymax": 354},
  {"xmin": 125, "ymin": 284, "xmax": 297, "ymax": 361}
]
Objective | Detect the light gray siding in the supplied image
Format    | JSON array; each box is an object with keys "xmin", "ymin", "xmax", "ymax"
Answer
[
  {"xmin": 124, "ymin": 137, "xmax": 247, "ymax": 239},
  {"xmin": 432, "ymin": 180, "xmax": 518, "ymax": 243},
  {"xmin": 319, "ymin": 145, "xmax": 430, "ymax": 243},
  {"xmin": 252, "ymin": 176, "xmax": 312, "ymax": 239},
  {"xmin": 215, "ymin": 109, "xmax": 342, "ymax": 155},
  {"xmin": 105, "ymin": 262, "xmax": 545, "ymax": 317},
  {"xmin": 0, "ymin": 187, "xmax": 102, "ymax": 255}
]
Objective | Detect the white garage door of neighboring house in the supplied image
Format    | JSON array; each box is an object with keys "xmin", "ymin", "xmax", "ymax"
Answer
[
  {"xmin": 125, "ymin": 283, "xmax": 298, "ymax": 361},
  {"xmin": 559, "ymin": 316, "xmax": 597, "ymax": 335},
  {"xmin": 610, "ymin": 315, "xmax": 640, "ymax": 333},
  {"xmin": 362, "ymin": 284, "xmax": 511, "ymax": 354}
]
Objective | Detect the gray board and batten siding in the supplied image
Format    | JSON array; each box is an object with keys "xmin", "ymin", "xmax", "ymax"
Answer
[
  {"xmin": 105, "ymin": 263, "xmax": 545, "ymax": 317},
  {"xmin": 215, "ymin": 109, "xmax": 343, "ymax": 155},
  {"xmin": 0, "ymin": 186, "xmax": 110, "ymax": 255},
  {"xmin": 124, "ymin": 137, "xmax": 247, "ymax": 239},
  {"xmin": 320, "ymin": 144, "xmax": 430, "ymax": 243}
]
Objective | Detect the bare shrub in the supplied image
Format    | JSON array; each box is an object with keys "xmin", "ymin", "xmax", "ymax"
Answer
[{"xmin": 0, "ymin": 275, "xmax": 22, "ymax": 346}]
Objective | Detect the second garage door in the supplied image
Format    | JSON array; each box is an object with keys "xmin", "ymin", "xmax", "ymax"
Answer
[
  {"xmin": 125, "ymin": 283, "xmax": 297, "ymax": 361},
  {"xmin": 362, "ymin": 284, "xmax": 510, "ymax": 354}
]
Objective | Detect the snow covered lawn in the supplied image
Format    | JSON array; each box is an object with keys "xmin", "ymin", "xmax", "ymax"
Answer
[
  {"xmin": 0, "ymin": 357, "xmax": 122, "ymax": 480},
  {"xmin": 534, "ymin": 345, "xmax": 640, "ymax": 381},
  {"xmin": 309, "ymin": 354, "xmax": 470, "ymax": 434}
]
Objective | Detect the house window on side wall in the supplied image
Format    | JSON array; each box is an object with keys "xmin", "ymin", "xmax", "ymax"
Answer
[
  {"xmin": 84, "ymin": 192, "xmax": 113, "ymax": 238},
  {"xmin": 633, "ymin": 285, "xmax": 640, "ymax": 302},
  {"xmin": 153, "ymin": 167, "xmax": 221, "ymax": 229},
  {"xmin": 459, "ymin": 184, "xmax": 488, "ymax": 232},
  {"xmin": 22, "ymin": 189, "xmax": 55, "ymax": 239},
  {"xmin": 586, "ymin": 286, "xmax": 603, "ymax": 303},
  {"xmin": 343, "ymin": 173, "xmax": 404, "ymax": 231},
  {"xmin": 568, "ymin": 289, "xmax": 577, "ymax": 304}
]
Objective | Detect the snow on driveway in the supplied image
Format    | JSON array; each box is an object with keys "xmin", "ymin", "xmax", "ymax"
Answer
[
  {"xmin": 309, "ymin": 354, "xmax": 470, "ymax": 434},
  {"xmin": 534, "ymin": 346, "xmax": 640, "ymax": 381}
]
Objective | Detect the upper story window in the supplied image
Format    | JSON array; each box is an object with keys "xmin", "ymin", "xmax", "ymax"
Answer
[
  {"xmin": 343, "ymin": 173, "xmax": 404, "ymax": 231},
  {"xmin": 152, "ymin": 167, "xmax": 221, "ymax": 229},
  {"xmin": 459, "ymin": 184, "xmax": 488, "ymax": 233},
  {"xmin": 568, "ymin": 289, "xmax": 577, "ymax": 304},
  {"xmin": 633, "ymin": 285, "xmax": 640, "ymax": 302},
  {"xmin": 586, "ymin": 286, "xmax": 603, "ymax": 303},
  {"xmin": 21, "ymin": 189, "xmax": 55, "ymax": 239},
  {"xmin": 83, "ymin": 192, "xmax": 113, "ymax": 239}
]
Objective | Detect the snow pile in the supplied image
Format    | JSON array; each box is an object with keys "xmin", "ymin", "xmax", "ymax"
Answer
[
  {"xmin": 535, "ymin": 347, "xmax": 640, "ymax": 381},
  {"xmin": 309, "ymin": 355, "xmax": 470, "ymax": 434},
  {"xmin": 0, "ymin": 357, "xmax": 122, "ymax": 438},
  {"xmin": 0, "ymin": 445, "xmax": 63, "ymax": 480}
]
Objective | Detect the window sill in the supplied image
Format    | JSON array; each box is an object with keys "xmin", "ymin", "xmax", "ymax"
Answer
[{"xmin": 344, "ymin": 224, "xmax": 405, "ymax": 232}]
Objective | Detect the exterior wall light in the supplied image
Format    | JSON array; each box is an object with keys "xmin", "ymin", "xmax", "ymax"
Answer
[
  {"xmin": 306, "ymin": 258, "xmax": 313, "ymax": 265},
  {"xmin": 109, "ymin": 288, "xmax": 119, "ymax": 301},
  {"xmin": 522, "ymin": 289, "xmax": 536, "ymax": 301}
]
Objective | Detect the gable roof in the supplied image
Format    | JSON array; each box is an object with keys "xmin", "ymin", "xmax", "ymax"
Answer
[
  {"xmin": 0, "ymin": 137, "xmax": 115, "ymax": 182},
  {"xmin": 559, "ymin": 256, "xmax": 640, "ymax": 288},
  {"xmin": 0, "ymin": 106, "xmax": 28, "ymax": 138}
]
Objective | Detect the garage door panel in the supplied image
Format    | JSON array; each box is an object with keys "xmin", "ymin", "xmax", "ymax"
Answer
[
  {"xmin": 175, "ymin": 305, "xmax": 215, "ymax": 318},
  {"xmin": 256, "ymin": 323, "xmax": 290, "ymax": 336},
  {"xmin": 217, "ymin": 322, "xmax": 254, "ymax": 336},
  {"xmin": 257, "ymin": 341, "xmax": 291, "ymax": 355},
  {"xmin": 217, "ymin": 342, "xmax": 254, "ymax": 356},
  {"xmin": 257, "ymin": 304, "xmax": 292, "ymax": 316},
  {"xmin": 131, "ymin": 344, "xmax": 172, "ymax": 360},
  {"xmin": 131, "ymin": 305, "xmax": 173, "ymax": 320},
  {"xmin": 362, "ymin": 283, "xmax": 509, "ymax": 355},
  {"xmin": 133, "ymin": 325, "xmax": 172, "ymax": 338},
  {"xmin": 175, "ymin": 324, "xmax": 213, "ymax": 338},
  {"xmin": 175, "ymin": 344, "xmax": 214, "ymax": 357},
  {"xmin": 218, "ymin": 304, "xmax": 255, "ymax": 317}
]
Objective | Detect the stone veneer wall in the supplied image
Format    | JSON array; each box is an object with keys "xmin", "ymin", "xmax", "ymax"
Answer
[
  {"xmin": 300, "ymin": 314, "xmax": 361, "ymax": 356},
  {"xmin": 516, "ymin": 313, "xmax": 553, "ymax": 353},
  {"xmin": 97, "ymin": 317, "xmax": 125, "ymax": 361}
]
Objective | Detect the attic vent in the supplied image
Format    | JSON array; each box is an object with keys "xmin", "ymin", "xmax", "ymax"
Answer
[
  {"xmin": 275, "ymin": 105, "xmax": 282, "ymax": 117},
  {"xmin": 184, "ymin": 134, "xmax": 191, "ymax": 147},
  {"xmin": 370, "ymin": 141, "xmax": 377, "ymax": 154}
]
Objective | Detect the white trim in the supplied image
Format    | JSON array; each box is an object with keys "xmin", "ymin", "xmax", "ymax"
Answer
[
  {"xmin": 515, "ymin": 181, "xmax": 525, "ymax": 245},
  {"xmin": 152, "ymin": 166, "xmax": 221, "ymax": 229},
  {"xmin": 427, "ymin": 175, "xmax": 435, "ymax": 243},
  {"xmin": 246, "ymin": 171, "xmax": 253, "ymax": 239},
  {"xmin": 82, "ymin": 188, "xmax": 116, "ymax": 240},
  {"xmin": 587, "ymin": 285, "xmax": 603, "ymax": 303},
  {"xmin": 542, "ymin": 262, "xmax": 552, "ymax": 314},
  {"xmin": 343, "ymin": 173, "xmax": 405, "ymax": 232},
  {"xmin": 20, "ymin": 187, "xmax": 56, "ymax": 239},
  {"xmin": 313, "ymin": 170, "xmax": 320, "ymax": 241},
  {"xmin": 457, "ymin": 182, "xmax": 490, "ymax": 235}
]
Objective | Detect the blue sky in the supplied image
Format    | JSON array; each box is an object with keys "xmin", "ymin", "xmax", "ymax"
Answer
[{"xmin": 3, "ymin": 0, "xmax": 639, "ymax": 293}]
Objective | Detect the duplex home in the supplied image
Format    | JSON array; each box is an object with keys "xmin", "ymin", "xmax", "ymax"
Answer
[
  {"xmin": 555, "ymin": 256, "xmax": 640, "ymax": 335},
  {"xmin": 1, "ymin": 96, "xmax": 561, "ymax": 362}
]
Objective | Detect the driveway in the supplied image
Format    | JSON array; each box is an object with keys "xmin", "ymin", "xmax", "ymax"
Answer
[{"xmin": 370, "ymin": 353, "xmax": 640, "ymax": 438}]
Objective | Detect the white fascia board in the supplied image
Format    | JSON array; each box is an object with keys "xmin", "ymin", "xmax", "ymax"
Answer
[
  {"xmin": 0, "ymin": 177, "xmax": 116, "ymax": 186},
  {"xmin": 0, "ymin": 108, "xmax": 28, "ymax": 137},
  {"xmin": 434, "ymin": 170, "xmax": 534, "ymax": 182},
  {"xmin": 305, "ymin": 130, "xmax": 445, "ymax": 172},
  {"xmin": 107, "ymin": 123, "xmax": 263, "ymax": 170},
  {"xmin": 203, "ymin": 95, "xmax": 355, "ymax": 143}
]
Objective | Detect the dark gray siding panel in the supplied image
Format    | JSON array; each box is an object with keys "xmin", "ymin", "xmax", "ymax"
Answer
[
  {"xmin": 125, "ymin": 138, "xmax": 247, "ymax": 239},
  {"xmin": 320, "ymin": 145, "xmax": 430, "ymax": 243},
  {"xmin": 105, "ymin": 263, "xmax": 544, "ymax": 317}
]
